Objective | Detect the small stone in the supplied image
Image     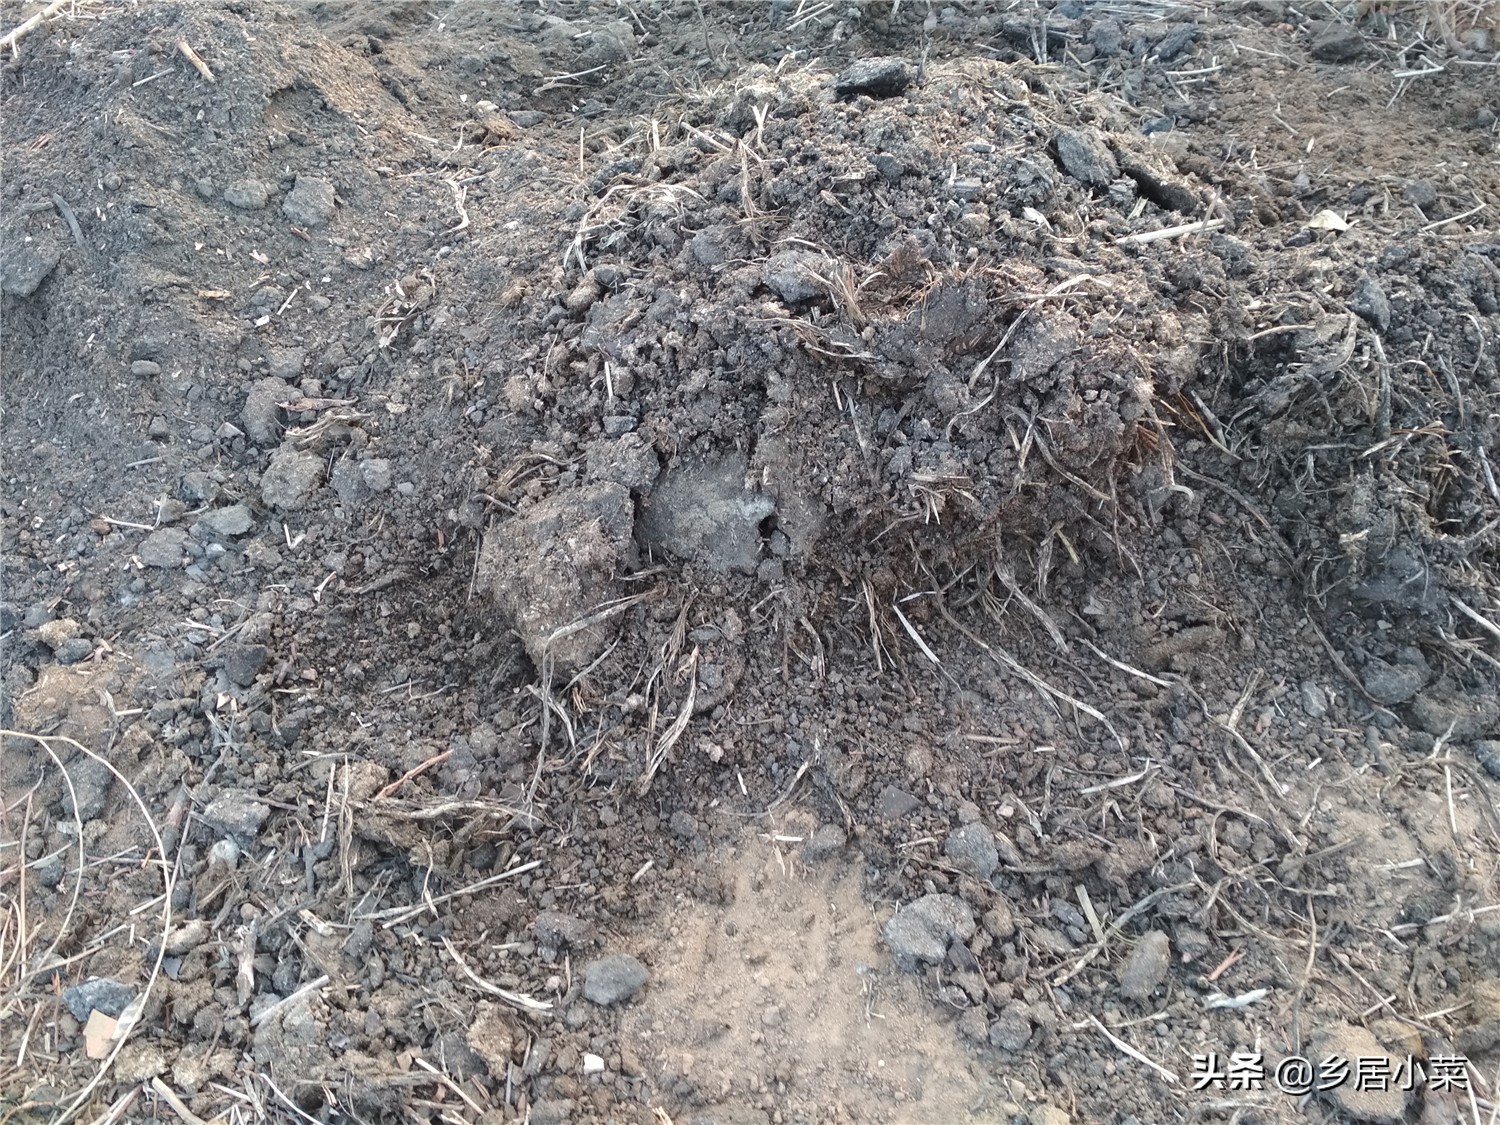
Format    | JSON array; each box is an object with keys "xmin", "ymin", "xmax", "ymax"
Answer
[
  {"xmin": 1028, "ymin": 1107, "xmax": 1071, "ymax": 1125},
  {"xmin": 989, "ymin": 1003, "xmax": 1034, "ymax": 1052},
  {"xmin": 1310, "ymin": 25, "xmax": 1365, "ymax": 62},
  {"xmin": 668, "ymin": 811, "xmax": 699, "ymax": 841},
  {"xmin": 1055, "ymin": 128, "xmax": 1118, "ymax": 188},
  {"xmin": 1350, "ymin": 274, "xmax": 1391, "ymax": 333},
  {"xmin": 359, "ymin": 458, "xmax": 393, "ymax": 492},
  {"xmin": 1362, "ymin": 658, "xmax": 1423, "ymax": 705},
  {"xmin": 1117, "ymin": 930, "xmax": 1172, "ymax": 1000},
  {"xmin": 583, "ymin": 953, "xmax": 648, "ymax": 1006},
  {"xmin": 763, "ymin": 250, "xmax": 830, "ymax": 303},
  {"xmin": 35, "ymin": 618, "xmax": 81, "ymax": 651},
  {"xmin": 803, "ymin": 824, "xmax": 847, "ymax": 863},
  {"xmin": 582, "ymin": 1052, "xmax": 605, "ymax": 1075},
  {"xmin": 883, "ymin": 894, "xmax": 977, "ymax": 972},
  {"xmin": 1305, "ymin": 1024, "xmax": 1408, "ymax": 1122},
  {"xmin": 944, "ymin": 822, "xmax": 999, "ymax": 880},
  {"xmin": 565, "ymin": 273, "xmax": 602, "ymax": 313},
  {"xmin": 131, "ymin": 360, "xmax": 162, "ymax": 377},
  {"xmin": 832, "ymin": 57, "xmax": 913, "ymax": 98},
  {"xmin": 222, "ymin": 644, "xmax": 270, "ymax": 687},
  {"xmin": 139, "ymin": 527, "xmax": 191, "ymax": 569},
  {"xmin": 281, "ymin": 176, "xmax": 336, "ymax": 227},
  {"xmin": 199, "ymin": 504, "xmax": 255, "ymax": 539},
  {"xmin": 62, "ymin": 979, "xmax": 136, "ymax": 1022},
  {"xmin": 1, "ymin": 243, "xmax": 62, "ymax": 297},
  {"xmin": 1403, "ymin": 179, "xmax": 1439, "ymax": 210},
  {"xmin": 1474, "ymin": 740, "xmax": 1500, "ymax": 780},
  {"xmin": 224, "ymin": 180, "xmax": 270, "ymax": 210},
  {"xmin": 207, "ymin": 839, "xmax": 240, "ymax": 873},
  {"xmin": 64, "ymin": 757, "xmax": 112, "ymax": 821},
  {"xmin": 875, "ymin": 785, "xmax": 920, "ymax": 820},
  {"xmin": 260, "ymin": 447, "xmax": 324, "ymax": 511},
  {"xmin": 266, "ymin": 347, "xmax": 306, "ymax": 382},
  {"xmin": 201, "ymin": 790, "xmax": 271, "ymax": 841},
  {"xmin": 54, "ymin": 638, "xmax": 93, "ymax": 665},
  {"xmin": 1299, "ymin": 680, "xmax": 1328, "ymax": 719},
  {"xmin": 242, "ymin": 377, "xmax": 289, "ymax": 445}
]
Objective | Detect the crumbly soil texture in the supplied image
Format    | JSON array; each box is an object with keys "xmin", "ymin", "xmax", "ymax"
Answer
[{"xmin": 4, "ymin": 1, "xmax": 1500, "ymax": 1123}]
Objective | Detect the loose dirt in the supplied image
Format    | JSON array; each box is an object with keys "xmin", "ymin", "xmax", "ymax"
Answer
[{"xmin": 3, "ymin": 1, "xmax": 1500, "ymax": 1123}]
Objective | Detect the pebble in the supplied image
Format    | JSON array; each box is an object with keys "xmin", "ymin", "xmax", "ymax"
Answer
[
  {"xmin": 223, "ymin": 179, "xmax": 270, "ymax": 210},
  {"xmin": 200, "ymin": 790, "xmax": 271, "ymax": 841},
  {"xmin": 281, "ymin": 175, "xmax": 336, "ymax": 227},
  {"xmin": 1474, "ymin": 740, "xmax": 1500, "ymax": 780},
  {"xmin": 242, "ymin": 377, "xmax": 289, "ymax": 445},
  {"xmin": 360, "ymin": 458, "xmax": 393, "ymax": 492},
  {"xmin": 266, "ymin": 347, "xmax": 306, "ymax": 382},
  {"xmin": 199, "ymin": 504, "xmax": 255, "ymax": 539},
  {"xmin": 63, "ymin": 757, "xmax": 112, "ymax": 821},
  {"xmin": 130, "ymin": 360, "xmax": 162, "ymax": 377},
  {"xmin": 54, "ymin": 638, "xmax": 93, "ymax": 664},
  {"xmin": 668, "ymin": 810, "xmax": 699, "ymax": 841},
  {"xmin": 1305, "ymin": 1024, "xmax": 1408, "ymax": 1122},
  {"xmin": 883, "ymin": 893, "xmax": 977, "ymax": 972},
  {"xmin": 582, "ymin": 953, "xmax": 648, "ymax": 1005},
  {"xmin": 1299, "ymin": 680, "xmax": 1328, "ymax": 718},
  {"xmin": 1117, "ymin": 930, "xmax": 1171, "ymax": 1000},
  {"xmin": 222, "ymin": 644, "xmax": 270, "ymax": 687},
  {"xmin": 582, "ymin": 1052, "xmax": 605, "ymax": 1075},
  {"xmin": 874, "ymin": 785, "xmax": 920, "ymax": 820},
  {"xmin": 62, "ymin": 978, "xmax": 135, "ymax": 1022},
  {"xmin": 988, "ymin": 1003, "xmax": 1034, "ymax": 1052},
  {"xmin": 139, "ymin": 527, "xmax": 191, "ymax": 569},
  {"xmin": 944, "ymin": 822, "xmax": 999, "ymax": 880},
  {"xmin": 1361, "ymin": 658, "xmax": 1423, "ymax": 705},
  {"xmin": 983, "ymin": 901, "xmax": 1017, "ymax": 940},
  {"xmin": 763, "ymin": 250, "xmax": 830, "ymax": 303},
  {"xmin": 1054, "ymin": 128, "xmax": 1118, "ymax": 188},
  {"xmin": 260, "ymin": 446, "xmax": 325, "ymax": 511},
  {"xmin": 803, "ymin": 823, "xmax": 847, "ymax": 863},
  {"xmin": 1310, "ymin": 25, "xmax": 1365, "ymax": 61},
  {"xmin": 1349, "ymin": 274, "xmax": 1391, "ymax": 333},
  {"xmin": 534, "ymin": 911, "xmax": 593, "ymax": 951},
  {"xmin": 832, "ymin": 57, "xmax": 913, "ymax": 98}
]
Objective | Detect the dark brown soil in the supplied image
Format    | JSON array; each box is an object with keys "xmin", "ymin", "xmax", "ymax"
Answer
[{"xmin": 3, "ymin": 2, "xmax": 1500, "ymax": 1123}]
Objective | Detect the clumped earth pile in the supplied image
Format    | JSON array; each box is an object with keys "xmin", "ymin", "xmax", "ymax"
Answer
[{"xmin": 3, "ymin": 1, "xmax": 1500, "ymax": 1123}]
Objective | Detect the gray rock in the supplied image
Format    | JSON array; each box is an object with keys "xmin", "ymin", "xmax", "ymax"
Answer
[
  {"xmin": 1117, "ymin": 930, "xmax": 1171, "ymax": 1000},
  {"xmin": 944, "ymin": 822, "xmax": 999, "ymax": 880},
  {"xmin": 1055, "ymin": 128, "xmax": 1118, "ymax": 188},
  {"xmin": 359, "ymin": 458, "xmax": 393, "ymax": 492},
  {"xmin": 583, "ymin": 953, "xmax": 648, "ymax": 1005},
  {"xmin": 763, "ymin": 250, "xmax": 830, "ymax": 303},
  {"xmin": 266, "ymin": 347, "xmax": 306, "ymax": 381},
  {"xmin": 535, "ymin": 911, "xmax": 593, "ymax": 951},
  {"xmin": 875, "ymin": 785, "xmax": 920, "ymax": 820},
  {"xmin": 199, "ymin": 504, "xmax": 255, "ymax": 539},
  {"xmin": 1362, "ymin": 658, "xmax": 1423, "ymax": 705},
  {"xmin": 222, "ymin": 644, "xmax": 270, "ymax": 687},
  {"xmin": 260, "ymin": 447, "xmax": 324, "ymax": 511},
  {"xmin": 1350, "ymin": 275, "xmax": 1391, "ymax": 333},
  {"xmin": 1, "ymin": 242, "xmax": 63, "ymax": 297},
  {"xmin": 201, "ymin": 790, "xmax": 271, "ymax": 840},
  {"xmin": 477, "ymin": 483, "xmax": 634, "ymax": 675},
  {"xmin": 63, "ymin": 757, "xmax": 113, "ymax": 822},
  {"xmin": 833, "ymin": 57, "xmax": 913, "ymax": 98},
  {"xmin": 1305, "ymin": 1024, "xmax": 1407, "ymax": 1122},
  {"xmin": 988, "ymin": 1003, "xmax": 1034, "ymax": 1052},
  {"xmin": 1310, "ymin": 25, "xmax": 1365, "ymax": 62},
  {"xmin": 242, "ymin": 377, "xmax": 288, "ymax": 445},
  {"xmin": 139, "ymin": 527, "xmax": 191, "ymax": 568},
  {"xmin": 530, "ymin": 1100, "xmax": 577, "ymax": 1125},
  {"xmin": 1404, "ymin": 179, "xmax": 1439, "ymax": 210},
  {"xmin": 983, "ymin": 901, "xmax": 1017, "ymax": 940},
  {"xmin": 803, "ymin": 824, "xmax": 847, "ymax": 863},
  {"xmin": 1299, "ymin": 680, "xmax": 1328, "ymax": 719},
  {"xmin": 62, "ymin": 978, "xmax": 136, "ymax": 1022},
  {"xmin": 639, "ymin": 452, "xmax": 774, "ymax": 574},
  {"xmin": 0, "ymin": 603, "xmax": 17, "ymax": 632},
  {"xmin": 331, "ymin": 460, "xmax": 371, "ymax": 509},
  {"xmin": 131, "ymin": 360, "xmax": 162, "ymax": 377},
  {"xmin": 668, "ymin": 810, "xmax": 699, "ymax": 841},
  {"xmin": 224, "ymin": 180, "xmax": 270, "ymax": 210},
  {"xmin": 1412, "ymin": 686, "xmax": 1500, "ymax": 740},
  {"xmin": 54, "ymin": 638, "xmax": 93, "ymax": 664},
  {"xmin": 883, "ymin": 893, "xmax": 977, "ymax": 972},
  {"xmin": 281, "ymin": 176, "xmax": 336, "ymax": 227},
  {"xmin": 1475, "ymin": 740, "xmax": 1500, "ymax": 780}
]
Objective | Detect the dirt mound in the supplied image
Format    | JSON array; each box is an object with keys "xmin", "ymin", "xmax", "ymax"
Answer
[{"xmin": 4, "ymin": 1, "xmax": 1500, "ymax": 1123}]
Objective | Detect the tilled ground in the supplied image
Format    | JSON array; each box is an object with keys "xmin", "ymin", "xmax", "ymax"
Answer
[{"xmin": 3, "ymin": 1, "xmax": 1500, "ymax": 1123}]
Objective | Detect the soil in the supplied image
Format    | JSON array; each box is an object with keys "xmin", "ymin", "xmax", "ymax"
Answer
[{"xmin": 3, "ymin": 1, "xmax": 1500, "ymax": 1123}]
